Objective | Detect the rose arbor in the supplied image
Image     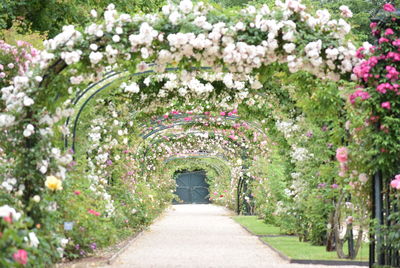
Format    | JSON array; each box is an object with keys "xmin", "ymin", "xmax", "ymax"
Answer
[{"xmin": 0, "ymin": 0, "xmax": 369, "ymax": 266}]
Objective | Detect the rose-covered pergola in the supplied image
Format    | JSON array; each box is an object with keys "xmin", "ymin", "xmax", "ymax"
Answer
[{"xmin": 1, "ymin": 0, "xmax": 400, "ymax": 267}]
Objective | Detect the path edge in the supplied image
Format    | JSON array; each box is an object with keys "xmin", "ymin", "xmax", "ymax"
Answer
[
  {"xmin": 57, "ymin": 205, "xmax": 172, "ymax": 267},
  {"xmin": 106, "ymin": 205, "xmax": 173, "ymax": 265}
]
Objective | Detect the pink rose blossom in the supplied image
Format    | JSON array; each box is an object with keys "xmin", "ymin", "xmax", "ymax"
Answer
[
  {"xmin": 349, "ymin": 89, "xmax": 371, "ymax": 104},
  {"xmin": 386, "ymin": 66, "xmax": 399, "ymax": 80},
  {"xmin": 228, "ymin": 135, "xmax": 238, "ymax": 140},
  {"xmin": 355, "ymin": 47, "xmax": 365, "ymax": 59},
  {"xmin": 379, "ymin": 37, "xmax": 390, "ymax": 44},
  {"xmin": 385, "ymin": 28, "xmax": 394, "ymax": 35},
  {"xmin": 390, "ymin": 175, "xmax": 400, "ymax": 189},
  {"xmin": 336, "ymin": 147, "xmax": 348, "ymax": 163},
  {"xmin": 383, "ymin": 3, "xmax": 396, "ymax": 12},
  {"xmin": 381, "ymin": 101, "xmax": 391, "ymax": 109},
  {"xmin": 13, "ymin": 249, "xmax": 28, "ymax": 265},
  {"xmin": 377, "ymin": 83, "xmax": 393, "ymax": 93}
]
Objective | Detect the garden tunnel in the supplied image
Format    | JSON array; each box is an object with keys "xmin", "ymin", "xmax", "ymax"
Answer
[
  {"xmin": 138, "ymin": 129, "xmax": 257, "ymax": 213},
  {"xmin": 2, "ymin": 0, "xmax": 399, "ymax": 266},
  {"xmin": 61, "ymin": 66, "xmax": 271, "ymax": 213}
]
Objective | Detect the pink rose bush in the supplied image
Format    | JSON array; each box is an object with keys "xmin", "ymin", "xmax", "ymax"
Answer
[
  {"xmin": 0, "ymin": 40, "xmax": 39, "ymax": 88},
  {"xmin": 351, "ymin": 4, "xmax": 400, "ymax": 112},
  {"xmin": 350, "ymin": 3, "xmax": 400, "ymax": 176}
]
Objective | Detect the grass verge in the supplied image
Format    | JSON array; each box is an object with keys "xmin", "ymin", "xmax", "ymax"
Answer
[
  {"xmin": 233, "ymin": 216, "xmax": 369, "ymax": 262},
  {"xmin": 262, "ymin": 236, "xmax": 369, "ymax": 262},
  {"xmin": 233, "ymin": 216, "xmax": 283, "ymax": 235}
]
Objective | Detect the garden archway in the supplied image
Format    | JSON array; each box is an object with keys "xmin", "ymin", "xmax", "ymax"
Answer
[{"xmin": 2, "ymin": 0, "xmax": 381, "ymax": 266}]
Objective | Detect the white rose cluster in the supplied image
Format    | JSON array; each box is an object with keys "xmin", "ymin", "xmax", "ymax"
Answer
[
  {"xmin": 0, "ymin": 205, "xmax": 22, "ymax": 221},
  {"xmin": 44, "ymin": 25, "xmax": 82, "ymax": 51},
  {"xmin": 276, "ymin": 120, "xmax": 300, "ymax": 139},
  {"xmin": 291, "ymin": 146, "xmax": 313, "ymax": 162}
]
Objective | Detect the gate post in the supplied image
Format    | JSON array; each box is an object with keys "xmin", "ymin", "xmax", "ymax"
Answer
[{"xmin": 372, "ymin": 170, "xmax": 384, "ymax": 265}]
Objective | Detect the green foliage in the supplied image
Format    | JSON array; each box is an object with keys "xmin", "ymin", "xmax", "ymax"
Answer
[
  {"xmin": 311, "ymin": 0, "xmax": 387, "ymax": 42},
  {"xmin": 0, "ymin": 0, "xmax": 166, "ymax": 38}
]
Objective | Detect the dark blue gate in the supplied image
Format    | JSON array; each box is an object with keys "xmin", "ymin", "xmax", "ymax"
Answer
[{"xmin": 174, "ymin": 171, "xmax": 210, "ymax": 204}]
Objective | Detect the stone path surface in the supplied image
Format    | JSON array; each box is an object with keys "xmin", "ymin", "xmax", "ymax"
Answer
[{"xmin": 104, "ymin": 204, "xmax": 362, "ymax": 268}]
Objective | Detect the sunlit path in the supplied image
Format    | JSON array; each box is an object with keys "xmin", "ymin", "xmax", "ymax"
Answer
[{"xmin": 103, "ymin": 205, "xmax": 361, "ymax": 268}]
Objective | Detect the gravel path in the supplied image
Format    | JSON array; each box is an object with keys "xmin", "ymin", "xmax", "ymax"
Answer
[{"xmin": 105, "ymin": 204, "xmax": 362, "ymax": 268}]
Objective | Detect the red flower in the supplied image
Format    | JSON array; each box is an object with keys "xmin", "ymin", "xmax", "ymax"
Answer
[
  {"xmin": 88, "ymin": 209, "xmax": 101, "ymax": 216},
  {"xmin": 13, "ymin": 249, "xmax": 28, "ymax": 265},
  {"xmin": 74, "ymin": 190, "xmax": 81, "ymax": 195}
]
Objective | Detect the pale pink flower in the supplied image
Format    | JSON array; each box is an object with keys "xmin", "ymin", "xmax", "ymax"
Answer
[
  {"xmin": 336, "ymin": 147, "xmax": 348, "ymax": 163},
  {"xmin": 13, "ymin": 249, "xmax": 28, "ymax": 265}
]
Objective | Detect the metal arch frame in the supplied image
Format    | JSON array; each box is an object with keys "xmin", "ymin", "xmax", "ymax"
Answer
[
  {"xmin": 138, "ymin": 129, "xmax": 252, "ymax": 214},
  {"xmin": 164, "ymin": 152, "xmax": 230, "ymax": 164},
  {"xmin": 139, "ymin": 130, "xmax": 249, "ymax": 161},
  {"xmin": 143, "ymin": 131, "xmax": 245, "ymax": 163},
  {"xmin": 138, "ymin": 125, "xmax": 254, "ymax": 159},
  {"xmin": 163, "ymin": 154, "xmax": 232, "ymax": 177},
  {"xmin": 64, "ymin": 66, "xmax": 212, "ymax": 151},
  {"xmin": 139, "ymin": 113, "xmax": 266, "ymax": 139},
  {"xmin": 134, "ymin": 113, "xmax": 268, "ymax": 164},
  {"xmin": 64, "ymin": 66, "xmax": 265, "ymax": 215},
  {"xmin": 141, "ymin": 114, "xmax": 266, "ymax": 139}
]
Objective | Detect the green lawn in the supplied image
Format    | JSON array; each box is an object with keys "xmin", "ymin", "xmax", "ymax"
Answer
[
  {"xmin": 233, "ymin": 216, "xmax": 369, "ymax": 262},
  {"xmin": 233, "ymin": 216, "xmax": 283, "ymax": 235},
  {"xmin": 262, "ymin": 236, "xmax": 369, "ymax": 262}
]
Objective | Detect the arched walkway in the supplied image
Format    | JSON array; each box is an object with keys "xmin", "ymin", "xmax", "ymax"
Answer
[{"xmin": 104, "ymin": 205, "xmax": 361, "ymax": 268}]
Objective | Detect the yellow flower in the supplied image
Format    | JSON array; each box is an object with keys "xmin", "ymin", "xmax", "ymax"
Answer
[{"xmin": 45, "ymin": 175, "xmax": 63, "ymax": 191}]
